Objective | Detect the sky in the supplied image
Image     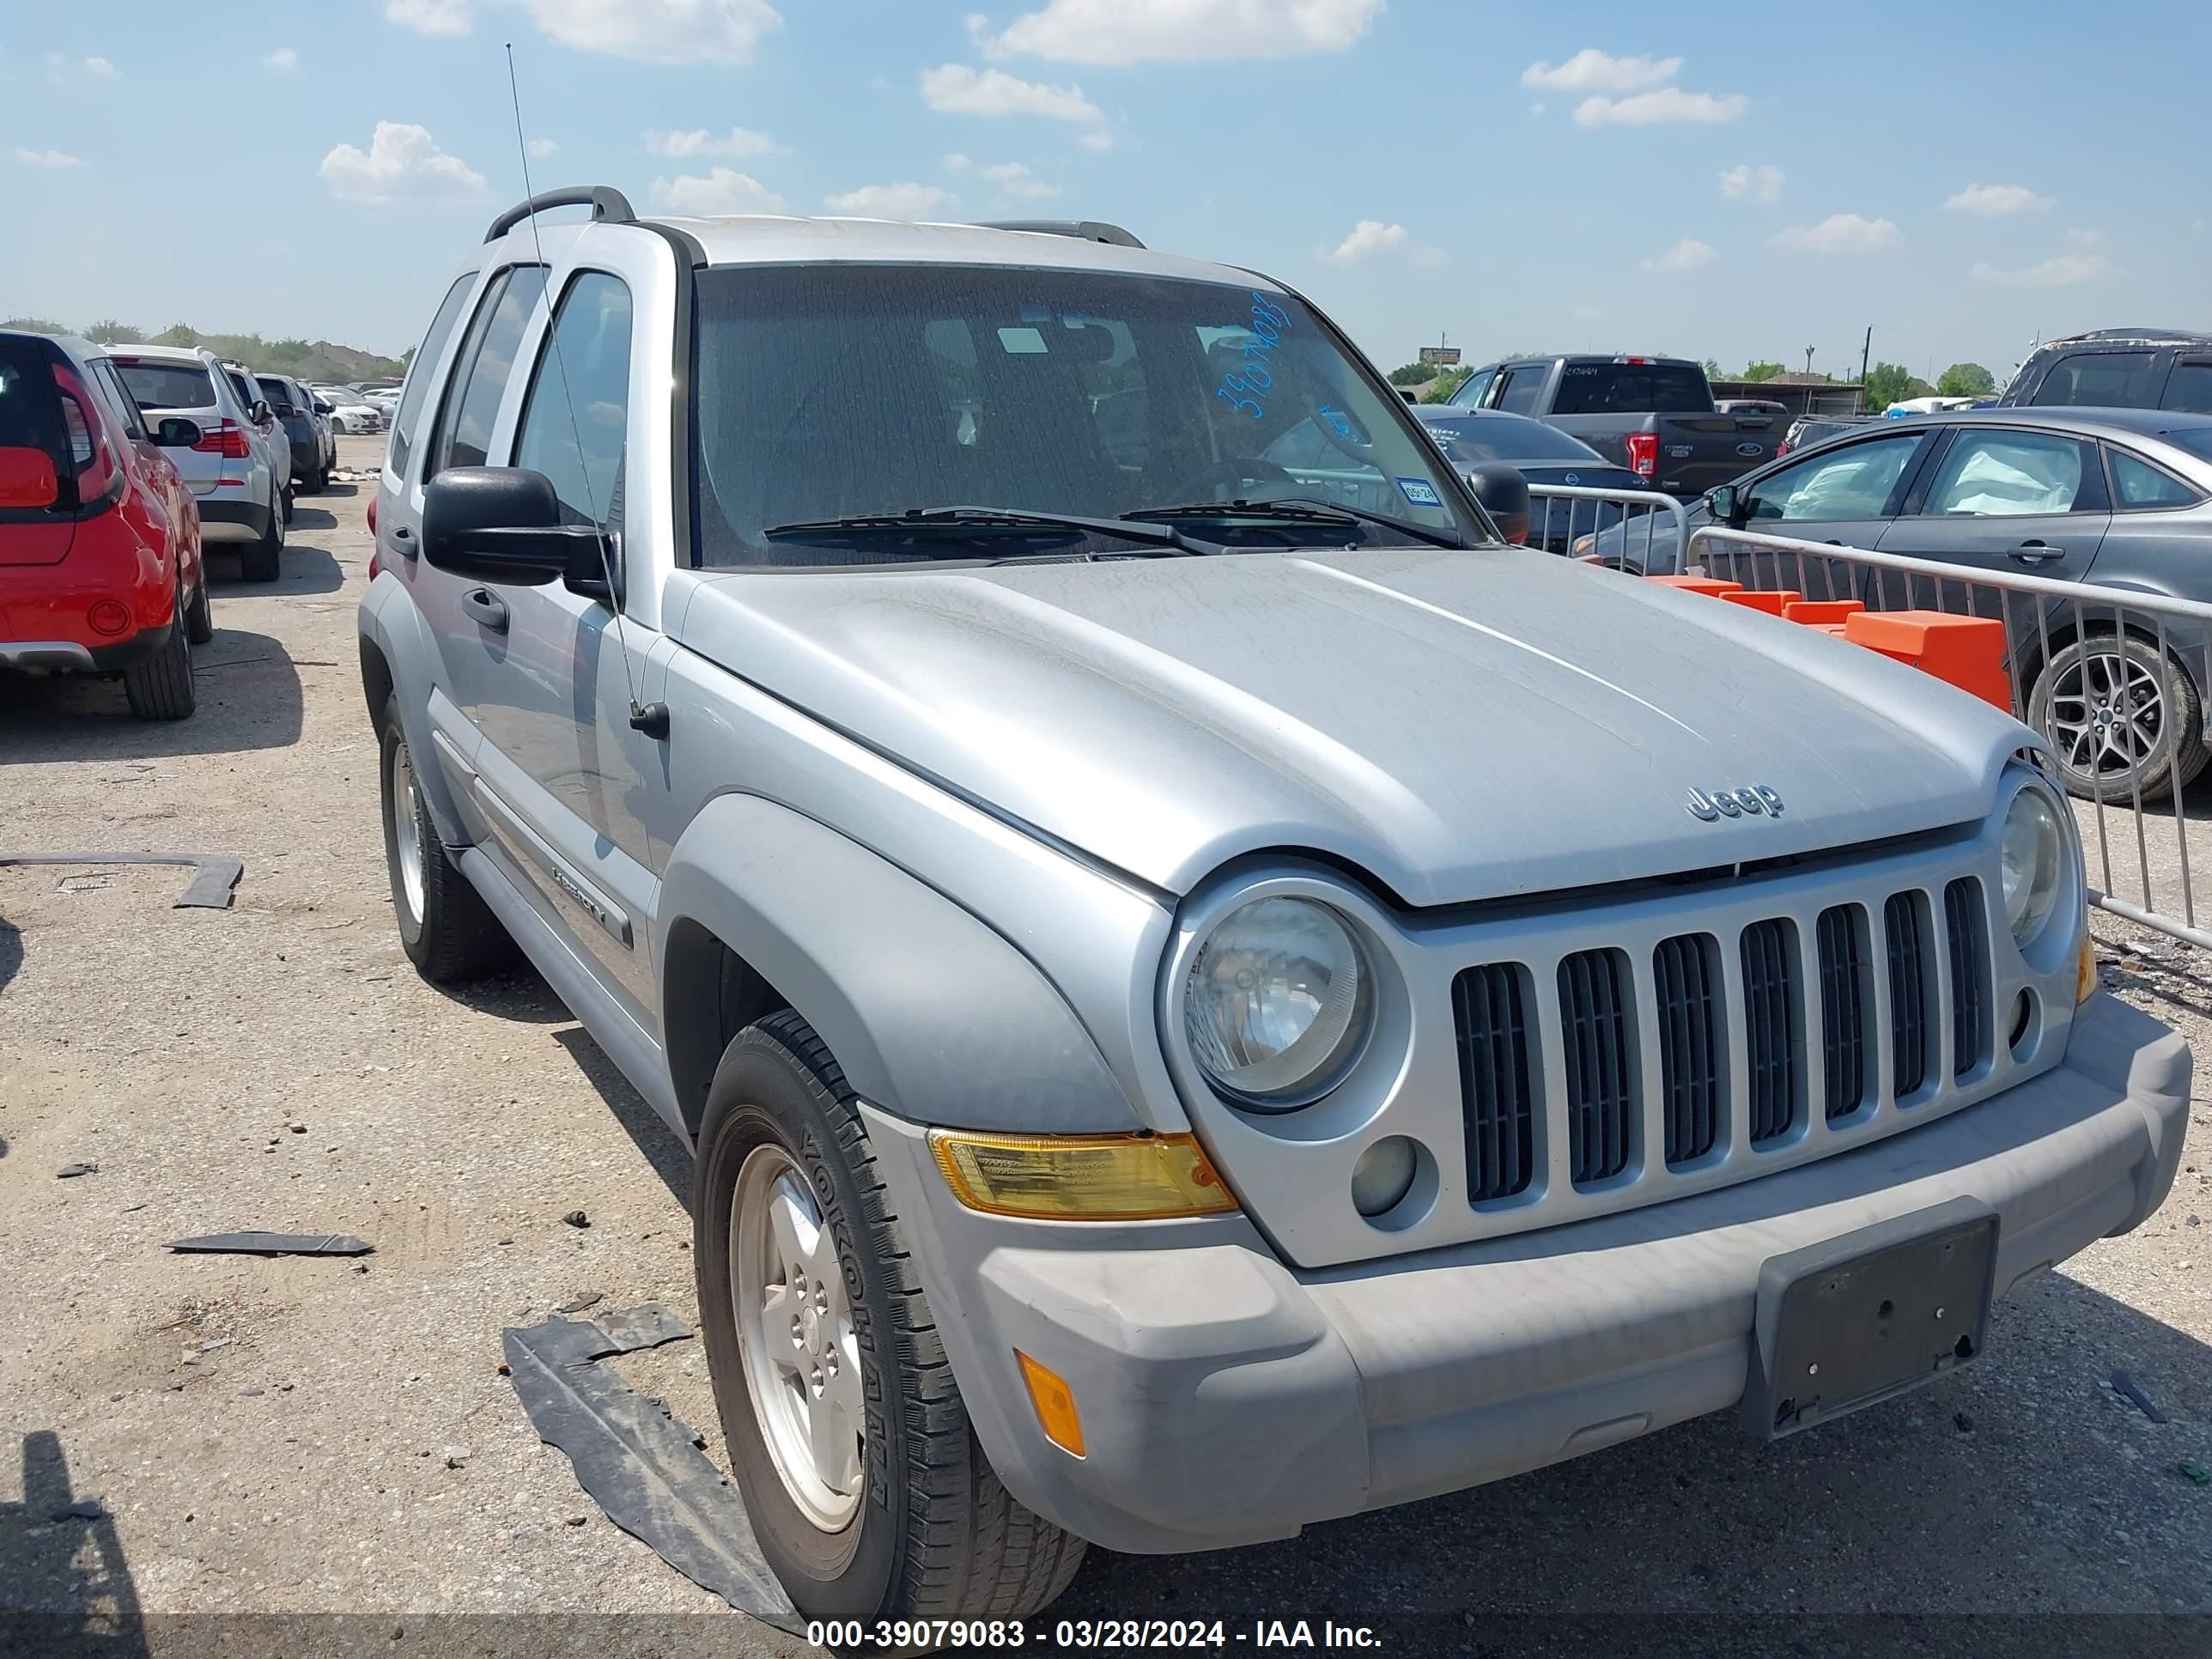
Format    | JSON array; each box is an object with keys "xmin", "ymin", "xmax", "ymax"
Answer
[{"xmin": 4, "ymin": 0, "xmax": 2207, "ymax": 386}]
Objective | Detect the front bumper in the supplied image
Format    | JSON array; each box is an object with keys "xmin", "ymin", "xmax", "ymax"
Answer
[{"xmin": 866, "ymin": 993, "xmax": 2189, "ymax": 1554}]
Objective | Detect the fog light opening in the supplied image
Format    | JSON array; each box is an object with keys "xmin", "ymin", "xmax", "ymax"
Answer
[
  {"xmin": 87, "ymin": 599, "xmax": 131, "ymax": 636},
  {"xmin": 2008, "ymin": 988, "xmax": 2039, "ymax": 1059},
  {"xmin": 1351, "ymin": 1135, "xmax": 1436, "ymax": 1232}
]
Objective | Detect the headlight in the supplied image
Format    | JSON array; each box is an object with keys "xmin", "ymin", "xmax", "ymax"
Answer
[
  {"xmin": 1183, "ymin": 896, "xmax": 1372, "ymax": 1109},
  {"xmin": 2001, "ymin": 787, "xmax": 2066, "ymax": 947}
]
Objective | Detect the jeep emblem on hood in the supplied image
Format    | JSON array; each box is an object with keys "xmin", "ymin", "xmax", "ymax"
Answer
[{"xmin": 1687, "ymin": 784, "xmax": 1784, "ymax": 821}]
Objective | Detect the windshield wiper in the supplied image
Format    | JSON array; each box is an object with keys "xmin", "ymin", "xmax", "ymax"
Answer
[
  {"xmin": 762, "ymin": 506, "xmax": 1222, "ymax": 558},
  {"xmin": 1126, "ymin": 496, "xmax": 1468, "ymax": 550}
]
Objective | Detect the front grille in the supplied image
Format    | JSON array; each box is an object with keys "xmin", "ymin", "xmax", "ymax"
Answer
[
  {"xmin": 1453, "ymin": 963, "xmax": 1534, "ymax": 1202},
  {"xmin": 1945, "ymin": 878, "xmax": 1989, "ymax": 1076},
  {"xmin": 1885, "ymin": 893, "xmax": 1930, "ymax": 1097},
  {"xmin": 1559, "ymin": 950, "xmax": 1635, "ymax": 1185},
  {"xmin": 1816, "ymin": 905, "xmax": 1869, "ymax": 1120},
  {"xmin": 1654, "ymin": 933, "xmax": 1723, "ymax": 1166},
  {"xmin": 1741, "ymin": 919, "xmax": 1802, "ymax": 1144}
]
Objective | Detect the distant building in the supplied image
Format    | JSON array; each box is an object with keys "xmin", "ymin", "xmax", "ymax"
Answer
[{"xmin": 1707, "ymin": 374, "xmax": 1864, "ymax": 416}]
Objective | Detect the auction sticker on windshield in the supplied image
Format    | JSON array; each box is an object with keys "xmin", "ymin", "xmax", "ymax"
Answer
[{"xmin": 1396, "ymin": 477, "xmax": 1443, "ymax": 507}]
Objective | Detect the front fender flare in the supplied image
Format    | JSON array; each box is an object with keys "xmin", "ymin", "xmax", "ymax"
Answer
[
  {"xmin": 657, "ymin": 793, "xmax": 1141, "ymax": 1135},
  {"xmin": 357, "ymin": 571, "xmax": 471, "ymax": 847}
]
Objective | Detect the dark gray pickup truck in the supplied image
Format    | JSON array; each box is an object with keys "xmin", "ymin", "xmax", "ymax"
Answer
[{"xmin": 1447, "ymin": 354, "xmax": 1778, "ymax": 499}]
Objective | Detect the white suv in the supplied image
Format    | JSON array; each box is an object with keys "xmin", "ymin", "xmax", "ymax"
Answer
[{"xmin": 110, "ymin": 346, "xmax": 289, "ymax": 581}]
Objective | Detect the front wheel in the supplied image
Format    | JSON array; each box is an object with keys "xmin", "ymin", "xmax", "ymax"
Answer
[
  {"xmin": 2030, "ymin": 633, "xmax": 2208, "ymax": 803},
  {"xmin": 696, "ymin": 1012, "xmax": 1086, "ymax": 1625},
  {"xmin": 378, "ymin": 693, "xmax": 517, "ymax": 981}
]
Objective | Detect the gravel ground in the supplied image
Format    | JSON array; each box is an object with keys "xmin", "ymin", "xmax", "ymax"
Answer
[{"xmin": 3, "ymin": 436, "xmax": 2210, "ymax": 1655}]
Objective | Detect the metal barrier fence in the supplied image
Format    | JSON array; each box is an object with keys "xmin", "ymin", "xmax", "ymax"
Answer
[
  {"xmin": 1686, "ymin": 525, "xmax": 2212, "ymax": 953},
  {"xmin": 1525, "ymin": 484, "xmax": 1686, "ymax": 571}
]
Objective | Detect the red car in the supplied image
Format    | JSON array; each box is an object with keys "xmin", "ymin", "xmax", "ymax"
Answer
[{"xmin": 1, "ymin": 330, "xmax": 210, "ymax": 718}]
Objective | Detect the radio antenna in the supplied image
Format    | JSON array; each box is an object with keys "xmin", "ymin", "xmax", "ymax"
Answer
[{"xmin": 503, "ymin": 42, "xmax": 667, "ymax": 738}]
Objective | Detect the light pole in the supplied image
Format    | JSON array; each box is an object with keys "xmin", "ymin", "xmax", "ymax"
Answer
[{"xmin": 1803, "ymin": 345, "xmax": 1816, "ymax": 377}]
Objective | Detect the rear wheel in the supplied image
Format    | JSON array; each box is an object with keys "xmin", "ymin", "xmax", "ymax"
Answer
[
  {"xmin": 122, "ymin": 581, "xmax": 196, "ymax": 720},
  {"xmin": 240, "ymin": 495, "xmax": 284, "ymax": 582},
  {"xmin": 378, "ymin": 692, "xmax": 517, "ymax": 982},
  {"xmin": 183, "ymin": 568, "xmax": 214, "ymax": 644},
  {"xmin": 2030, "ymin": 632, "xmax": 2209, "ymax": 802},
  {"xmin": 696, "ymin": 1013, "xmax": 1087, "ymax": 1626}
]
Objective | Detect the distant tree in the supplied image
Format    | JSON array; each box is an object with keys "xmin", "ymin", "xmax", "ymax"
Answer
[
  {"xmin": 402, "ymin": 343, "xmax": 418, "ymax": 366},
  {"xmin": 85, "ymin": 319, "xmax": 146, "ymax": 345},
  {"xmin": 1423, "ymin": 366, "xmax": 1474, "ymax": 402},
  {"xmin": 1936, "ymin": 362, "xmax": 1995, "ymax": 398},
  {"xmin": 1702, "ymin": 358, "xmax": 1721, "ymax": 378},
  {"xmin": 1389, "ymin": 362, "xmax": 1438, "ymax": 386},
  {"xmin": 1741, "ymin": 360, "xmax": 1784, "ymax": 383},
  {"xmin": 1, "ymin": 316, "xmax": 68, "ymax": 335},
  {"xmin": 1861, "ymin": 362, "xmax": 1935, "ymax": 410},
  {"xmin": 267, "ymin": 337, "xmax": 312, "ymax": 362},
  {"xmin": 151, "ymin": 322, "xmax": 199, "ymax": 346}
]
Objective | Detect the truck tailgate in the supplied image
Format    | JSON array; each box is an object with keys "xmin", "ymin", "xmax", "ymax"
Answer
[{"xmin": 1658, "ymin": 412, "xmax": 1778, "ymax": 497}]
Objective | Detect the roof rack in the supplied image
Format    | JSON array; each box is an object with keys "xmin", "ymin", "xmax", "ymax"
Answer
[
  {"xmin": 974, "ymin": 219, "xmax": 1145, "ymax": 249},
  {"xmin": 484, "ymin": 185, "xmax": 635, "ymax": 245}
]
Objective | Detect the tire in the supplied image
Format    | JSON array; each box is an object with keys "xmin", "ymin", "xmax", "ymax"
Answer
[
  {"xmin": 301, "ymin": 465, "xmax": 325, "ymax": 495},
  {"xmin": 2029, "ymin": 632, "xmax": 2209, "ymax": 804},
  {"xmin": 240, "ymin": 495, "xmax": 284, "ymax": 582},
  {"xmin": 183, "ymin": 568, "xmax": 214, "ymax": 645},
  {"xmin": 377, "ymin": 691, "xmax": 517, "ymax": 982},
  {"xmin": 280, "ymin": 484, "xmax": 295, "ymax": 525},
  {"xmin": 122, "ymin": 582, "xmax": 196, "ymax": 720},
  {"xmin": 696, "ymin": 1012, "xmax": 1087, "ymax": 1626}
]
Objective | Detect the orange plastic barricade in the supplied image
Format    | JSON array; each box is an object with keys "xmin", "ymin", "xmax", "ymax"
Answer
[
  {"xmin": 1644, "ymin": 575, "xmax": 1742, "ymax": 596},
  {"xmin": 1782, "ymin": 599, "xmax": 1865, "ymax": 626},
  {"xmin": 1840, "ymin": 610, "xmax": 2012, "ymax": 710},
  {"xmin": 1720, "ymin": 588, "xmax": 1802, "ymax": 617}
]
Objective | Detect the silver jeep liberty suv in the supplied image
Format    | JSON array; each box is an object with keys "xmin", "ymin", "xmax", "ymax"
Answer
[{"xmin": 360, "ymin": 186, "xmax": 2190, "ymax": 1626}]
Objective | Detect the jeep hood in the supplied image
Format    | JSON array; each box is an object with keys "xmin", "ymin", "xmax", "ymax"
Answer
[{"xmin": 672, "ymin": 547, "xmax": 2021, "ymax": 906}]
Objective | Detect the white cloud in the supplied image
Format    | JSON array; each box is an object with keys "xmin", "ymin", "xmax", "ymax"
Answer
[
  {"xmin": 920, "ymin": 63, "xmax": 1103, "ymax": 125},
  {"xmin": 319, "ymin": 122, "xmax": 490, "ymax": 206},
  {"xmin": 644, "ymin": 126, "xmax": 780, "ymax": 159},
  {"xmin": 1528, "ymin": 102, "xmax": 1546, "ymax": 118},
  {"xmin": 1972, "ymin": 253, "xmax": 2111, "ymax": 289},
  {"xmin": 1521, "ymin": 49, "xmax": 1680, "ymax": 92},
  {"xmin": 978, "ymin": 0, "xmax": 1381, "ymax": 64},
  {"xmin": 1719, "ymin": 163, "xmax": 1784, "ymax": 204},
  {"xmin": 526, "ymin": 137, "xmax": 559, "ymax": 158},
  {"xmin": 1944, "ymin": 181, "xmax": 2053, "ymax": 217},
  {"xmin": 83, "ymin": 56, "xmax": 118, "ymax": 79},
  {"xmin": 519, "ymin": 0, "xmax": 781, "ymax": 64},
  {"xmin": 1575, "ymin": 87, "xmax": 1745, "ymax": 125},
  {"xmin": 1773, "ymin": 212, "xmax": 1902, "ymax": 253},
  {"xmin": 981, "ymin": 161, "xmax": 1059, "ymax": 199},
  {"xmin": 824, "ymin": 182, "xmax": 958, "ymax": 216},
  {"xmin": 1077, "ymin": 128, "xmax": 1114, "ymax": 150},
  {"xmin": 11, "ymin": 147, "xmax": 87, "ymax": 168},
  {"xmin": 648, "ymin": 167, "xmax": 787, "ymax": 216},
  {"xmin": 1640, "ymin": 237, "xmax": 1715, "ymax": 274},
  {"xmin": 385, "ymin": 0, "xmax": 472, "ymax": 33},
  {"xmin": 1325, "ymin": 220, "xmax": 1407, "ymax": 262},
  {"xmin": 945, "ymin": 152, "xmax": 974, "ymax": 171},
  {"xmin": 264, "ymin": 46, "xmax": 299, "ymax": 72},
  {"xmin": 2066, "ymin": 227, "xmax": 2106, "ymax": 248}
]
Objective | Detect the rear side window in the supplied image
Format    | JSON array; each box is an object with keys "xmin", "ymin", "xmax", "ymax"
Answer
[
  {"xmin": 392, "ymin": 274, "xmax": 477, "ymax": 475},
  {"xmin": 2108, "ymin": 447, "xmax": 2203, "ymax": 509},
  {"xmin": 1919, "ymin": 429, "xmax": 2100, "ymax": 516},
  {"xmin": 1449, "ymin": 368, "xmax": 1495, "ymax": 408},
  {"xmin": 2031, "ymin": 350, "xmax": 2157, "ymax": 407},
  {"xmin": 2161, "ymin": 361, "xmax": 2212, "ymax": 415},
  {"xmin": 257, "ymin": 375, "xmax": 292, "ymax": 407},
  {"xmin": 114, "ymin": 360, "xmax": 216, "ymax": 410},
  {"xmin": 227, "ymin": 369, "xmax": 259, "ymax": 411},
  {"xmin": 512, "ymin": 270, "xmax": 633, "ymax": 528},
  {"xmin": 426, "ymin": 265, "xmax": 548, "ymax": 480},
  {"xmin": 1551, "ymin": 363, "xmax": 1713, "ymax": 415},
  {"xmin": 1495, "ymin": 369, "xmax": 1543, "ymax": 415}
]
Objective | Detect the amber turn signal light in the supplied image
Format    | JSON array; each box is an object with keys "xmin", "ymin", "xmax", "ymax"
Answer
[
  {"xmin": 1017, "ymin": 1350, "xmax": 1085, "ymax": 1458},
  {"xmin": 927, "ymin": 1130, "xmax": 1237, "ymax": 1221}
]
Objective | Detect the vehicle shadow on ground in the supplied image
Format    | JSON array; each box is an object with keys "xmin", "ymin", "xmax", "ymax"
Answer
[
  {"xmin": 0, "ymin": 628, "xmax": 303, "ymax": 760},
  {"xmin": 0, "ymin": 914, "xmax": 19, "ymax": 1000},
  {"xmin": 0, "ymin": 1431, "xmax": 148, "ymax": 1656},
  {"xmin": 1059, "ymin": 1269, "xmax": 2210, "ymax": 1624},
  {"xmin": 551, "ymin": 1024, "xmax": 693, "ymax": 1212},
  {"xmin": 204, "ymin": 543, "xmax": 344, "ymax": 597}
]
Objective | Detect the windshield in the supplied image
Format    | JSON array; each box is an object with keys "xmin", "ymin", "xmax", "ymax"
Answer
[
  {"xmin": 2166, "ymin": 428, "xmax": 2212, "ymax": 465},
  {"xmin": 689, "ymin": 263, "xmax": 1481, "ymax": 566},
  {"xmin": 1418, "ymin": 413, "xmax": 1599, "ymax": 465}
]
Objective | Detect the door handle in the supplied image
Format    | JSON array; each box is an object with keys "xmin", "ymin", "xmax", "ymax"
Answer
[
  {"xmin": 2008, "ymin": 541, "xmax": 2063, "ymax": 566},
  {"xmin": 461, "ymin": 586, "xmax": 509, "ymax": 632},
  {"xmin": 388, "ymin": 524, "xmax": 416, "ymax": 558}
]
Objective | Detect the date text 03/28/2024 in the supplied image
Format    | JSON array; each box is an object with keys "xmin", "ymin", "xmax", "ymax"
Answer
[{"xmin": 805, "ymin": 1619, "xmax": 1384, "ymax": 1649}]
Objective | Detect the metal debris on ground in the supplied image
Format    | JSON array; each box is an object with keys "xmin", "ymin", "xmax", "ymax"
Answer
[
  {"xmin": 167, "ymin": 1231, "xmax": 374, "ymax": 1257},
  {"xmin": 49, "ymin": 1499, "xmax": 105, "ymax": 1522},
  {"xmin": 56, "ymin": 1163, "xmax": 99, "ymax": 1179},
  {"xmin": 556, "ymin": 1291, "xmax": 605, "ymax": 1314},
  {"xmin": 0, "ymin": 851, "xmax": 245, "ymax": 908},
  {"xmin": 2112, "ymin": 1371, "xmax": 2170, "ymax": 1424},
  {"xmin": 502, "ymin": 1305, "xmax": 798, "ymax": 1632},
  {"xmin": 2179, "ymin": 1462, "xmax": 2212, "ymax": 1486},
  {"xmin": 562, "ymin": 1210, "xmax": 590, "ymax": 1228}
]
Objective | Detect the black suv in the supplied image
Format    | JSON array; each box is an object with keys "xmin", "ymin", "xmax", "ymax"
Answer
[
  {"xmin": 256, "ymin": 373, "xmax": 331, "ymax": 494},
  {"xmin": 1997, "ymin": 328, "xmax": 2212, "ymax": 414}
]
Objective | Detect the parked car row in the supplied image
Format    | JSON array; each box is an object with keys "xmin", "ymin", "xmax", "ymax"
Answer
[{"xmin": 108, "ymin": 344, "xmax": 292, "ymax": 580}]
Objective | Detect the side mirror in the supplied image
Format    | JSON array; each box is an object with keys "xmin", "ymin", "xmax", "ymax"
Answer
[
  {"xmin": 153, "ymin": 417, "xmax": 204, "ymax": 448},
  {"xmin": 1464, "ymin": 462, "xmax": 1530, "ymax": 546},
  {"xmin": 313, "ymin": 400, "xmax": 333, "ymax": 415},
  {"xmin": 0, "ymin": 445, "xmax": 60, "ymax": 509},
  {"xmin": 422, "ymin": 465, "xmax": 604, "ymax": 586},
  {"xmin": 249, "ymin": 399, "xmax": 272, "ymax": 425},
  {"xmin": 271, "ymin": 403, "xmax": 296, "ymax": 416},
  {"xmin": 1704, "ymin": 483, "xmax": 1740, "ymax": 524}
]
